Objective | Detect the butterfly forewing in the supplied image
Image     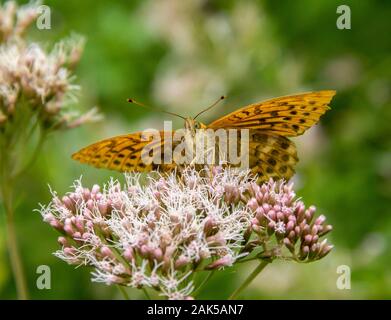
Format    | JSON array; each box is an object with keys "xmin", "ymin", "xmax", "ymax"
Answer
[
  {"xmin": 72, "ymin": 132, "xmax": 177, "ymax": 172},
  {"xmin": 208, "ymin": 90, "xmax": 335, "ymax": 137}
]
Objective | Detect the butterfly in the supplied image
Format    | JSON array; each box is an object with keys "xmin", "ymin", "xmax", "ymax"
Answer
[{"xmin": 72, "ymin": 90, "xmax": 336, "ymax": 181}]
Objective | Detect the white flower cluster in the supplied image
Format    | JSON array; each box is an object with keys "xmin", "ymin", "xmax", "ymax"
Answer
[
  {"xmin": 0, "ymin": 1, "xmax": 101, "ymax": 128},
  {"xmin": 40, "ymin": 167, "xmax": 333, "ymax": 299},
  {"xmin": 40, "ymin": 168, "xmax": 253, "ymax": 299}
]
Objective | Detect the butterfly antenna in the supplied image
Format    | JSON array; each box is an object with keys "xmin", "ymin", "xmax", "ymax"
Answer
[
  {"xmin": 127, "ymin": 98, "xmax": 186, "ymax": 120},
  {"xmin": 194, "ymin": 95, "xmax": 225, "ymax": 119}
]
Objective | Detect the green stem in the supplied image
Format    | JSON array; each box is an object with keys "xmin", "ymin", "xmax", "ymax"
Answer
[
  {"xmin": 2, "ymin": 187, "xmax": 29, "ymax": 300},
  {"xmin": 117, "ymin": 285, "xmax": 130, "ymax": 300},
  {"xmin": 236, "ymin": 256, "xmax": 259, "ymax": 264},
  {"xmin": 194, "ymin": 270, "xmax": 215, "ymax": 297},
  {"xmin": 13, "ymin": 129, "xmax": 46, "ymax": 179},
  {"xmin": 228, "ymin": 260, "xmax": 269, "ymax": 300},
  {"xmin": 142, "ymin": 287, "xmax": 151, "ymax": 300},
  {"xmin": 0, "ymin": 102, "xmax": 45, "ymax": 300}
]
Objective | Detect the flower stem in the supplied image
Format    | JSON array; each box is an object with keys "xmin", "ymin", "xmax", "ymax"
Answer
[
  {"xmin": 194, "ymin": 270, "xmax": 215, "ymax": 297},
  {"xmin": 117, "ymin": 285, "xmax": 130, "ymax": 300},
  {"xmin": 13, "ymin": 128, "xmax": 46, "ymax": 179},
  {"xmin": 142, "ymin": 287, "xmax": 151, "ymax": 300},
  {"xmin": 228, "ymin": 260, "xmax": 269, "ymax": 300},
  {"xmin": 3, "ymin": 187, "xmax": 29, "ymax": 299}
]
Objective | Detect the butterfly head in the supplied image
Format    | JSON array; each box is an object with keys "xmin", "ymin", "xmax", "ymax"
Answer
[{"xmin": 185, "ymin": 118, "xmax": 206, "ymax": 136}]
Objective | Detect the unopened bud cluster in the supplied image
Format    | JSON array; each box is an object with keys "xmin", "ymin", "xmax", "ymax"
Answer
[{"xmin": 245, "ymin": 181, "xmax": 333, "ymax": 261}]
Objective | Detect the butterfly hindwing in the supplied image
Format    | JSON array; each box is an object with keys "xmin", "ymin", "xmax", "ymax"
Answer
[
  {"xmin": 218, "ymin": 129, "xmax": 298, "ymax": 181},
  {"xmin": 248, "ymin": 131, "xmax": 298, "ymax": 181}
]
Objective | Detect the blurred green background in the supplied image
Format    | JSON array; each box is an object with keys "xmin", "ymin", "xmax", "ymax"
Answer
[{"xmin": 0, "ymin": 0, "xmax": 390, "ymax": 299}]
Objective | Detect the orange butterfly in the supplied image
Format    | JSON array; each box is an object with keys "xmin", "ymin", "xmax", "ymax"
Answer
[{"xmin": 72, "ymin": 90, "xmax": 336, "ymax": 181}]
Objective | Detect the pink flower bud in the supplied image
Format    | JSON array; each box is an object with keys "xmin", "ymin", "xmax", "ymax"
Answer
[
  {"xmin": 305, "ymin": 205, "xmax": 316, "ymax": 222},
  {"xmin": 61, "ymin": 196, "xmax": 74, "ymax": 211},
  {"xmin": 260, "ymin": 183, "xmax": 269, "ymax": 194},
  {"xmin": 91, "ymin": 184, "xmax": 100, "ymax": 194},
  {"xmin": 86, "ymin": 221, "xmax": 94, "ymax": 229},
  {"xmin": 73, "ymin": 232, "xmax": 81, "ymax": 239},
  {"xmin": 82, "ymin": 208, "xmax": 93, "ymax": 220},
  {"xmin": 268, "ymin": 221, "xmax": 275, "ymax": 229},
  {"xmin": 74, "ymin": 216, "xmax": 85, "ymax": 233},
  {"xmin": 69, "ymin": 193, "xmax": 77, "ymax": 202},
  {"xmin": 286, "ymin": 220, "xmax": 295, "ymax": 232},
  {"xmin": 301, "ymin": 224, "xmax": 310, "ymax": 235},
  {"xmin": 43, "ymin": 212, "xmax": 55, "ymax": 223},
  {"xmin": 64, "ymin": 247, "xmax": 76, "ymax": 256},
  {"xmin": 204, "ymin": 217, "xmax": 217, "ymax": 235},
  {"xmin": 311, "ymin": 225, "xmax": 319, "ymax": 235},
  {"xmin": 304, "ymin": 234, "xmax": 313, "ymax": 244},
  {"xmin": 247, "ymin": 198, "xmax": 258, "ymax": 211},
  {"xmin": 288, "ymin": 215, "xmax": 296, "ymax": 224},
  {"xmin": 319, "ymin": 243, "xmax": 333, "ymax": 258},
  {"xmin": 83, "ymin": 188, "xmax": 91, "ymax": 200},
  {"xmin": 224, "ymin": 184, "xmax": 240, "ymax": 204},
  {"xmin": 319, "ymin": 225, "xmax": 333, "ymax": 236},
  {"xmin": 100, "ymin": 246, "xmax": 114, "ymax": 258},
  {"xmin": 175, "ymin": 256, "xmax": 190, "ymax": 269},
  {"xmin": 284, "ymin": 238, "xmax": 295, "ymax": 253},
  {"xmin": 82, "ymin": 232, "xmax": 91, "ymax": 240},
  {"xmin": 288, "ymin": 230, "xmax": 296, "ymax": 241},
  {"xmin": 315, "ymin": 214, "xmax": 326, "ymax": 225},
  {"xmin": 255, "ymin": 206, "xmax": 264, "ymax": 219},
  {"xmin": 98, "ymin": 202, "xmax": 108, "ymax": 216},
  {"xmin": 57, "ymin": 236, "xmax": 69, "ymax": 247},
  {"xmin": 311, "ymin": 243, "xmax": 320, "ymax": 253},
  {"xmin": 153, "ymin": 190, "xmax": 161, "ymax": 199},
  {"xmin": 296, "ymin": 202, "xmax": 306, "ymax": 221},
  {"xmin": 164, "ymin": 245, "xmax": 176, "ymax": 260},
  {"xmin": 205, "ymin": 255, "xmax": 234, "ymax": 269},
  {"xmin": 139, "ymin": 245, "xmax": 150, "ymax": 257},
  {"xmin": 255, "ymin": 191, "xmax": 264, "ymax": 203},
  {"xmin": 207, "ymin": 232, "xmax": 226, "ymax": 246},
  {"xmin": 276, "ymin": 211, "xmax": 284, "ymax": 221},
  {"xmin": 63, "ymin": 224, "xmax": 74, "ymax": 236},
  {"xmin": 123, "ymin": 247, "xmax": 134, "ymax": 261},
  {"xmin": 152, "ymin": 248, "xmax": 163, "ymax": 261},
  {"xmin": 268, "ymin": 210, "xmax": 276, "ymax": 220},
  {"xmin": 86, "ymin": 199, "xmax": 94, "ymax": 211},
  {"xmin": 251, "ymin": 217, "xmax": 259, "ymax": 226},
  {"xmin": 267, "ymin": 221, "xmax": 276, "ymax": 235},
  {"xmin": 273, "ymin": 204, "xmax": 281, "ymax": 212},
  {"xmin": 299, "ymin": 245, "xmax": 310, "ymax": 260},
  {"xmin": 49, "ymin": 219, "xmax": 63, "ymax": 230}
]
